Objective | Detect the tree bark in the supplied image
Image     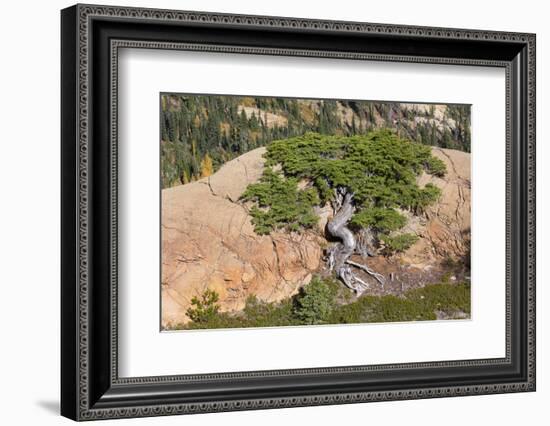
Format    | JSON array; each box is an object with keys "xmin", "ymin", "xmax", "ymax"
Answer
[{"xmin": 326, "ymin": 188, "xmax": 385, "ymax": 294}]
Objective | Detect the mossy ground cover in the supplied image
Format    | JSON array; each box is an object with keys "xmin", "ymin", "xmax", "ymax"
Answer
[{"xmin": 173, "ymin": 277, "xmax": 470, "ymax": 330}]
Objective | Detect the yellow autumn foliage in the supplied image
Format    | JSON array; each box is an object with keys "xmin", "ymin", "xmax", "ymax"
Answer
[{"xmin": 200, "ymin": 153, "xmax": 214, "ymax": 178}]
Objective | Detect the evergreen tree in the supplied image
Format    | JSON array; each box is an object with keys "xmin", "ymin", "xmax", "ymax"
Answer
[
  {"xmin": 243, "ymin": 130, "xmax": 446, "ymax": 293},
  {"xmin": 294, "ymin": 277, "xmax": 338, "ymax": 324}
]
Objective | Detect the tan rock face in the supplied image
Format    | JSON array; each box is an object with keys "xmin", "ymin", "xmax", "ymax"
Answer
[
  {"xmin": 161, "ymin": 147, "xmax": 323, "ymax": 328},
  {"xmin": 161, "ymin": 145, "xmax": 470, "ymax": 327},
  {"xmin": 399, "ymin": 147, "xmax": 471, "ymax": 268}
]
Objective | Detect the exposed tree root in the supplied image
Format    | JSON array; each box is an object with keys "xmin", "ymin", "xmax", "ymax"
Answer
[
  {"xmin": 326, "ymin": 187, "xmax": 385, "ymax": 295},
  {"xmin": 345, "ymin": 259, "xmax": 386, "ymax": 286}
]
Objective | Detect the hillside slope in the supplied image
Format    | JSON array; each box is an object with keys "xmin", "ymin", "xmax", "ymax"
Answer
[
  {"xmin": 161, "ymin": 148, "xmax": 323, "ymax": 329},
  {"xmin": 161, "ymin": 95, "xmax": 470, "ymax": 187},
  {"xmin": 161, "ymin": 146, "xmax": 470, "ymax": 328}
]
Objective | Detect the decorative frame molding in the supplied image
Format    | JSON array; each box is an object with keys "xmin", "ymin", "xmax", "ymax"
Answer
[{"xmin": 61, "ymin": 4, "xmax": 535, "ymax": 421}]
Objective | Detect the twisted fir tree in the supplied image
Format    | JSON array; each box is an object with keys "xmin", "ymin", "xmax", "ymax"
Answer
[{"xmin": 242, "ymin": 130, "xmax": 446, "ymax": 294}]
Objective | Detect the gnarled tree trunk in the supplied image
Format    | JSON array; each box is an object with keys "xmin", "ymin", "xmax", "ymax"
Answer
[{"xmin": 326, "ymin": 188, "xmax": 385, "ymax": 295}]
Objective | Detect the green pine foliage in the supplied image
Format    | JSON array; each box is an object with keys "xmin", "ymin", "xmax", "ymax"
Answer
[
  {"xmin": 412, "ymin": 183, "xmax": 442, "ymax": 210},
  {"xmin": 176, "ymin": 278, "xmax": 470, "ymax": 330},
  {"xmin": 242, "ymin": 169, "xmax": 319, "ymax": 235},
  {"xmin": 244, "ymin": 130, "xmax": 445, "ymax": 252},
  {"xmin": 185, "ymin": 289, "xmax": 220, "ymax": 324},
  {"xmin": 294, "ymin": 277, "xmax": 339, "ymax": 324},
  {"xmin": 425, "ymin": 156, "xmax": 447, "ymax": 177},
  {"xmin": 379, "ymin": 233, "xmax": 419, "ymax": 253},
  {"xmin": 350, "ymin": 207, "xmax": 406, "ymax": 232}
]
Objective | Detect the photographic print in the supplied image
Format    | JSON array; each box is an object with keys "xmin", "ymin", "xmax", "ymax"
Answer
[
  {"xmin": 160, "ymin": 94, "xmax": 471, "ymax": 331},
  {"xmin": 61, "ymin": 7, "xmax": 535, "ymax": 418}
]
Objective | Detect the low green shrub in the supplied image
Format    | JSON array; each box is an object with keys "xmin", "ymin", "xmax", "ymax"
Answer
[
  {"xmin": 380, "ymin": 233, "xmax": 419, "ymax": 253},
  {"xmin": 185, "ymin": 289, "xmax": 220, "ymax": 324},
  {"xmin": 177, "ymin": 279, "xmax": 470, "ymax": 330},
  {"xmin": 294, "ymin": 277, "xmax": 339, "ymax": 324}
]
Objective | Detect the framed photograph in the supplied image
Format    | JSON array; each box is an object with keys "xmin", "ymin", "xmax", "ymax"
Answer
[{"xmin": 61, "ymin": 4, "xmax": 536, "ymax": 421}]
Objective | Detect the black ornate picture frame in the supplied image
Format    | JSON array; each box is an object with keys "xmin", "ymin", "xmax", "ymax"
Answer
[{"xmin": 61, "ymin": 4, "xmax": 536, "ymax": 421}]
